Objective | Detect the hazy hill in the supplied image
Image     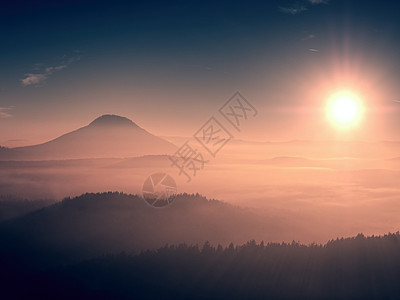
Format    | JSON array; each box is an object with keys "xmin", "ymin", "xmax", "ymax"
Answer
[
  {"xmin": 0, "ymin": 192, "xmax": 285, "ymax": 267},
  {"xmin": 0, "ymin": 195, "xmax": 54, "ymax": 222},
  {"xmin": 0, "ymin": 115, "xmax": 177, "ymax": 160}
]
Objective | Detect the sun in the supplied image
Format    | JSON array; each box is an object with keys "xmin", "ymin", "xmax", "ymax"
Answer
[{"xmin": 326, "ymin": 91, "xmax": 364, "ymax": 128}]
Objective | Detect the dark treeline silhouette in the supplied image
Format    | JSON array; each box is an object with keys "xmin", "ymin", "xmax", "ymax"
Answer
[
  {"xmin": 1, "ymin": 234, "xmax": 400, "ymax": 299},
  {"xmin": 1, "ymin": 192, "xmax": 400, "ymax": 299}
]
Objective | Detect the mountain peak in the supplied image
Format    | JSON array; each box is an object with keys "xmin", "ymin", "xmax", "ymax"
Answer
[{"xmin": 89, "ymin": 114, "xmax": 139, "ymax": 128}]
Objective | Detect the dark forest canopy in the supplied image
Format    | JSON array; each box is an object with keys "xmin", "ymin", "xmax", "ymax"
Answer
[
  {"xmin": 1, "ymin": 192, "xmax": 400, "ymax": 299},
  {"xmin": 1, "ymin": 233, "xmax": 400, "ymax": 299}
]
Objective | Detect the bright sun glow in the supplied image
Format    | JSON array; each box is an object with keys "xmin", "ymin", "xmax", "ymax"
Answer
[{"xmin": 326, "ymin": 91, "xmax": 364, "ymax": 128}]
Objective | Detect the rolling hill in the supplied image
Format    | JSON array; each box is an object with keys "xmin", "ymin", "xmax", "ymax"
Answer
[{"xmin": 0, "ymin": 192, "xmax": 287, "ymax": 267}]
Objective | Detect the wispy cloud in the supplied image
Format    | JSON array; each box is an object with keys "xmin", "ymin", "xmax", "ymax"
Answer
[
  {"xmin": 0, "ymin": 106, "xmax": 14, "ymax": 118},
  {"xmin": 21, "ymin": 64, "xmax": 68, "ymax": 87},
  {"xmin": 280, "ymin": 4, "xmax": 307, "ymax": 15},
  {"xmin": 308, "ymin": 0, "xmax": 328, "ymax": 4},
  {"xmin": 21, "ymin": 53, "xmax": 81, "ymax": 87},
  {"xmin": 308, "ymin": 48, "xmax": 320, "ymax": 53},
  {"xmin": 280, "ymin": 0, "xmax": 328, "ymax": 15},
  {"xmin": 302, "ymin": 34, "xmax": 316, "ymax": 41},
  {"xmin": 21, "ymin": 73, "xmax": 48, "ymax": 87}
]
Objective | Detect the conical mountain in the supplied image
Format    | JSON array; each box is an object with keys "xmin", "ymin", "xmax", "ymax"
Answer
[{"xmin": 0, "ymin": 115, "xmax": 177, "ymax": 160}]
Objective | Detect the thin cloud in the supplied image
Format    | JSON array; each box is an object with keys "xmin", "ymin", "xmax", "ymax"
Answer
[
  {"xmin": 21, "ymin": 64, "xmax": 66, "ymax": 87},
  {"xmin": 280, "ymin": 0, "xmax": 328, "ymax": 15},
  {"xmin": 308, "ymin": 0, "xmax": 328, "ymax": 4},
  {"xmin": 21, "ymin": 53, "xmax": 80, "ymax": 87},
  {"xmin": 308, "ymin": 48, "xmax": 320, "ymax": 53},
  {"xmin": 46, "ymin": 65, "xmax": 67, "ymax": 73},
  {"xmin": 0, "ymin": 106, "xmax": 13, "ymax": 118},
  {"xmin": 280, "ymin": 5, "xmax": 307, "ymax": 15},
  {"xmin": 302, "ymin": 34, "xmax": 316, "ymax": 41},
  {"xmin": 21, "ymin": 73, "xmax": 48, "ymax": 87},
  {"xmin": 67, "ymin": 55, "xmax": 81, "ymax": 64}
]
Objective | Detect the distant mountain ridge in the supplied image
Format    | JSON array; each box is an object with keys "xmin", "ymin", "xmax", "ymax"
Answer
[{"xmin": 0, "ymin": 115, "xmax": 177, "ymax": 160}]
